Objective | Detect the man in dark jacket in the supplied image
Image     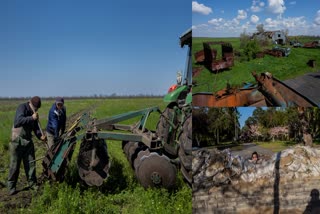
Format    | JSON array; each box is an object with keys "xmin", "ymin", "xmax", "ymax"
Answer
[
  {"xmin": 46, "ymin": 97, "xmax": 66, "ymax": 149},
  {"xmin": 8, "ymin": 96, "xmax": 46, "ymax": 195}
]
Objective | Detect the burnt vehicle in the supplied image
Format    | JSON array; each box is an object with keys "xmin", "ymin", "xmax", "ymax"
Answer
[
  {"xmin": 303, "ymin": 40, "xmax": 320, "ymax": 48},
  {"xmin": 193, "ymin": 72, "xmax": 318, "ymax": 107},
  {"xmin": 264, "ymin": 46, "xmax": 291, "ymax": 57},
  {"xmin": 194, "ymin": 41, "xmax": 234, "ymax": 72}
]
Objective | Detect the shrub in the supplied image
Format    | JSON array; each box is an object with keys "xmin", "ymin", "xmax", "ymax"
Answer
[{"xmin": 243, "ymin": 39, "xmax": 261, "ymax": 61}]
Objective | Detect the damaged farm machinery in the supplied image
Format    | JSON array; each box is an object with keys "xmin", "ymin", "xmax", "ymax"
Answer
[
  {"xmin": 193, "ymin": 71, "xmax": 318, "ymax": 107},
  {"xmin": 41, "ymin": 29, "xmax": 192, "ymax": 189}
]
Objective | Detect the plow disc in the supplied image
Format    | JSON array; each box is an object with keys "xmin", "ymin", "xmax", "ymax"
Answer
[
  {"xmin": 123, "ymin": 141, "xmax": 177, "ymax": 189},
  {"xmin": 77, "ymin": 138, "xmax": 110, "ymax": 186},
  {"xmin": 135, "ymin": 152, "xmax": 177, "ymax": 189}
]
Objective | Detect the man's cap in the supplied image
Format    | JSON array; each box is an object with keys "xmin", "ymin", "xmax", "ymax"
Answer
[
  {"xmin": 55, "ymin": 97, "xmax": 64, "ymax": 104},
  {"xmin": 30, "ymin": 96, "xmax": 41, "ymax": 109}
]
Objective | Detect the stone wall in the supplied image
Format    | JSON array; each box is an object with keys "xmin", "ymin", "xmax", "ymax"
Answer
[{"xmin": 193, "ymin": 176, "xmax": 320, "ymax": 213}]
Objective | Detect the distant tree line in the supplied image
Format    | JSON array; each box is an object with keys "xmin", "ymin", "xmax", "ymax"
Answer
[{"xmin": 0, "ymin": 94, "xmax": 164, "ymax": 101}]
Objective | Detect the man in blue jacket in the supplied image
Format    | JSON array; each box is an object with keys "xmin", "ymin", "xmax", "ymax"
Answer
[
  {"xmin": 46, "ymin": 97, "xmax": 67, "ymax": 149},
  {"xmin": 8, "ymin": 96, "xmax": 47, "ymax": 195}
]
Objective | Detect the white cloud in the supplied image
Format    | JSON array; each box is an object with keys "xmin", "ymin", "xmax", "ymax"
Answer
[
  {"xmin": 208, "ymin": 18, "xmax": 224, "ymax": 26},
  {"xmin": 251, "ymin": 15, "xmax": 260, "ymax": 23},
  {"xmin": 251, "ymin": 6, "xmax": 262, "ymax": 12},
  {"xmin": 264, "ymin": 16, "xmax": 307, "ymax": 31},
  {"xmin": 267, "ymin": 0, "xmax": 286, "ymax": 14},
  {"xmin": 237, "ymin": 10, "xmax": 247, "ymax": 20},
  {"xmin": 192, "ymin": 24, "xmax": 208, "ymax": 30},
  {"xmin": 192, "ymin": 1, "xmax": 212, "ymax": 15},
  {"xmin": 251, "ymin": 0, "xmax": 265, "ymax": 12},
  {"xmin": 232, "ymin": 18, "xmax": 240, "ymax": 25},
  {"xmin": 315, "ymin": 10, "xmax": 320, "ymax": 25}
]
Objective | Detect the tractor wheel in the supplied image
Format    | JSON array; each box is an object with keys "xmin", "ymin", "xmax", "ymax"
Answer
[
  {"xmin": 156, "ymin": 107, "xmax": 173, "ymax": 141},
  {"xmin": 156, "ymin": 107, "xmax": 178, "ymax": 156},
  {"xmin": 178, "ymin": 115, "xmax": 192, "ymax": 184}
]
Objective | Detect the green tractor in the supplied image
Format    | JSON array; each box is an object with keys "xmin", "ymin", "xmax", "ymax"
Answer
[
  {"xmin": 40, "ymin": 29, "xmax": 193, "ymax": 189},
  {"xmin": 156, "ymin": 28, "xmax": 192, "ymax": 184}
]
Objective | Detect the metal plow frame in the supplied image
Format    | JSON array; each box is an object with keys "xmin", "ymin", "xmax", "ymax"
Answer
[{"xmin": 41, "ymin": 106, "xmax": 178, "ymax": 188}]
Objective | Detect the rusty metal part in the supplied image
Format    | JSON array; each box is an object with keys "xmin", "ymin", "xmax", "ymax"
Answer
[
  {"xmin": 193, "ymin": 72, "xmax": 318, "ymax": 107},
  {"xmin": 264, "ymin": 49, "xmax": 283, "ymax": 57},
  {"xmin": 303, "ymin": 41, "xmax": 320, "ymax": 48},
  {"xmin": 194, "ymin": 50, "xmax": 204, "ymax": 63},
  {"xmin": 77, "ymin": 138, "xmax": 110, "ymax": 186},
  {"xmin": 192, "ymin": 67, "xmax": 203, "ymax": 78},
  {"xmin": 254, "ymin": 72, "xmax": 317, "ymax": 107},
  {"xmin": 252, "ymin": 71, "xmax": 287, "ymax": 106},
  {"xmin": 194, "ymin": 42, "xmax": 234, "ymax": 72},
  {"xmin": 193, "ymin": 88, "xmax": 265, "ymax": 107},
  {"xmin": 134, "ymin": 152, "xmax": 177, "ymax": 189}
]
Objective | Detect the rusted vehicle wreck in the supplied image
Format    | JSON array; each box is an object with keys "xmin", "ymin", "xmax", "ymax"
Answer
[
  {"xmin": 194, "ymin": 41, "xmax": 234, "ymax": 72},
  {"xmin": 193, "ymin": 71, "xmax": 318, "ymax": 107}
]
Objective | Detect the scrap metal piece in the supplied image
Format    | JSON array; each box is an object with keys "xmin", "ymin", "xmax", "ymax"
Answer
[
  {"xmin": 252, "ymin": 71, "xmax": 287, "ymax": 106},
  {"xmin": 194, "ymin": 41, "xmax": 234, "ymax": 72},
  {"xmin": 193, "ymin": 72, "xmax": 318, "ymax": 107}
]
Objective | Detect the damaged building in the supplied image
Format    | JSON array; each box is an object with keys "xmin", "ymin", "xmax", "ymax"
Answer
[{"xmin": 252, "ymin": 30, "xmax": 287, "ymax": 45}]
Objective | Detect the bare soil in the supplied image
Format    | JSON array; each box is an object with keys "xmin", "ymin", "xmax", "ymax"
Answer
[{"xmin": 0, "ymin": 176, "xmax": 42, "ymax": 213}]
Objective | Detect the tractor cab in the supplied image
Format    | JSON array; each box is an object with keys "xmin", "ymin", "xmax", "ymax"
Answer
[{"xmin": 164, "ymin": 28, "xmax": 192, "ymax": 106}]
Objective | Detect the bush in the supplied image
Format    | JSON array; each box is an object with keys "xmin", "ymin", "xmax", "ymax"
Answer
[
  {"xmin": 239, "ymin": 31, "xmax": 250, "ymax": 49},
  {"xmin": 243, "ymin": 39, "xmax": 261, "ymax": 61}
]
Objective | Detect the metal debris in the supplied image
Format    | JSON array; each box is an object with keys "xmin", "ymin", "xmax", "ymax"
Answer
[{"xmin": 193, "ymin": 146, "xmax": 320, "ymax": 190}]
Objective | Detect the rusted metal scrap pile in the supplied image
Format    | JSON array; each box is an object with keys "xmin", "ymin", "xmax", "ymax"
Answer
[
  {"xmin": 193, "ymin": 146, "xmax": 320, "ymax": 190},
  {"xmin": 194, "ymin": 41, "xmax": 234, "ymax": 72}
]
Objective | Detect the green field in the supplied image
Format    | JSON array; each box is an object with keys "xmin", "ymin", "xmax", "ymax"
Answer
[
  {"xmin": 193, "ymin": 37, "xmax": 320, "ymax": 93},
  {"xmin": 0, "ymin": 98, "xmax": 191, "ymax": 213}
]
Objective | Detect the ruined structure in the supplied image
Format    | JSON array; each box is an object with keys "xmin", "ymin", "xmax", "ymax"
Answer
[
  {"xmin": 192, "ymin": 146, "xmax": 320, "ymax": 213},
  {"xmin": 252, "ymin": 30, "xmax": 287, "ymax": 45}
]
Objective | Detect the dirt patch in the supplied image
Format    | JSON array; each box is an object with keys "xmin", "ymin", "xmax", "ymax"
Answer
[{"xmin": 0, "ymin": 178, "xmax": 40, "ymax": 213}]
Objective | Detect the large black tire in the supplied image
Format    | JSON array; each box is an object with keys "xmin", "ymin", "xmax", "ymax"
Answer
[
  {"xmin": 156, "ymin": 107, "xmax": 178, "ymax": 156},
  {"xmin": 178, "ymin": 115, "xmax": 192, "ymax": 184}
]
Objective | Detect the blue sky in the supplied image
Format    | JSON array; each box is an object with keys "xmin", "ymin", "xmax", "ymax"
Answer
[
  {"xmin": 0, "ymin": 0, "xmax": 190, "ymax": 97},
  {"xmin": 238, "ymin": 107, "xmax": 268, "ymax": 128},
  {"xmin": 192, "ymin": 0, "xmax": 320, "ymax": 37},
  {"xmin": 238, "ymin": 107, "xmax": 256, "ymax": 128}
]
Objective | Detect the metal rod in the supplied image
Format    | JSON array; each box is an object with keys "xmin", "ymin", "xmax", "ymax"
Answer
[
  {"xmin": 29, "ymin": 102, "xmax": 49, "ymax": 149},
  {"xmin": 29, "ymin": 156, "xmax": 45, "ymax": 164}
]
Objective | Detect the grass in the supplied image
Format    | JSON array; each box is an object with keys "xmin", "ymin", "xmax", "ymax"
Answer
[
  {"xmin": 193, "ymin": 37, "xmax": 320, "ymax": 93},
  {"xmin": 256, "ymin": 141, "xmax": 294, "ymax": 152},
  {"xmin": 0, "ymin": 98, "xmax": 191, "ymax": 213}
]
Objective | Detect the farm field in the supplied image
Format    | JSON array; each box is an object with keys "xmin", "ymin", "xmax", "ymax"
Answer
[
  {"xmin": 192, "ymin": 37, "xmax": 320, "ymax": 93},
  {"xmin": 0, "ymin": 98, "xmax": 191, "ymax": 213}
]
